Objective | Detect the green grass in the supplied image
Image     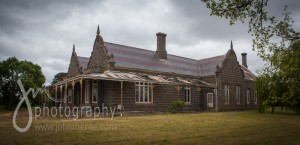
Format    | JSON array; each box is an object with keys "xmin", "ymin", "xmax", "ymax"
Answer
[{"xmin": 1, "ymin": 110, "xmax": 300, "ymax": 145}]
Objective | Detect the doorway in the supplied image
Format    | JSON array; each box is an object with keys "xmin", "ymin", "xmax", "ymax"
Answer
[{"xmin": 207, "ymin": 93, "xmax": 213, "ymax": 108}]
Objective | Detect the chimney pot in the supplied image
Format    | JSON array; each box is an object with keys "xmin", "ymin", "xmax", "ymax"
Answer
[
  {"xmin": 156, "ymin": 32, "xmax": 167, "ymax": 60},
  {"xmin": 241, "ymin": 53, "xmax": 248, "ymax": 68}
]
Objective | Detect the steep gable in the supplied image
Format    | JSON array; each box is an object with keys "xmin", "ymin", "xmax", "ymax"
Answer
[
  {"xmin": 85, "ymin": 26, "xmax": 113, "ymax": 73},
  {"xmin": 217, "ymin": 41, "xmax": 244, "ymax": 81},
  {"xmin": 67, "ymin": 44, "xmax": 80, "ymax": 77}
]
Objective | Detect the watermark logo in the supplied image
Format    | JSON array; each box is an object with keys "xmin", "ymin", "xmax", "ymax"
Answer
[
  {"xmin": 13, "ymin": 79, "xmax": 52, "ymax": 132},
  {"xmin": 13, "ymin": 78, "xmax": 117, "ymax": 133}
]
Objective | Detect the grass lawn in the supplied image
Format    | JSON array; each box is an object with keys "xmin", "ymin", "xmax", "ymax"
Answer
[{"xmin": 0, "ymin": 110, "xmax": 300, "ymax": 145}]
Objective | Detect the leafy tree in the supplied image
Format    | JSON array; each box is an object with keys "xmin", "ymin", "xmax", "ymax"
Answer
[
  {"xmin": 278, "ymin": 40, "xmax": 300, "ymax": 113},
  {"xmin": 51, "ymin": 72, "xmax": 67, "ymax": 85},
  {"xmin": 256, "ymin": 72, "xmax": 271, "ymax": 113},
  {"xmin": 202, "ymin": 0, "xmax": 300, "ymax": 114},
  {"xmin": 256, "ymin": 41, "xmax": 299, "ymax": 114},
  {"xmin": 0, "ymin": 57, "xmax": 45, "ymax": 110},
  {"xmin": 202, "ymin": 0, "xmax": 299, "ymax": 61}
]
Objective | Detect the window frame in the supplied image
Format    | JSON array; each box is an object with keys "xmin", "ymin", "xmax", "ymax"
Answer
[
  {"xmin": 85, "ymin": 80, "xmax": 90, "ymax": 103},
  {"xmin": 247, "ymin": 89, "xmax": 251, "ymax": 104},
  {"xmin": 68, "ymin": 87, "xmax": 72, "ymax": 103},
  {"xmin": 224, "ymin": 85, "xmax": 230, "ymax": 104},
  {"xmin": 135, "ymin": 82, "xmax": 152, "ymax": 103},
  {"xmin": 207, "ymin": 92, "xmax": 214, "ymax": 108},
  {"xmin": 184, "ymin": 85, "xmax": 191, "ymax": 103},
  {"xmin": 92, "ymin": 80, "xmax": 98, "ymax": 103},
  {"xmin": 236, "ymin": 86, "xmax": 240, "ymax": 104},
  {"xmin": 254, "ymin": 90, "xmax": 257, "ymax": 104}
]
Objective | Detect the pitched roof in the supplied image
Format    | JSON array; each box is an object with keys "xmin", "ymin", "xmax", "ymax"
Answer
[
  {"xmin": 240, "ymin": 65, "xmax": 256, "ymax": 81},
  {"xmin": 77, "ymin": 56, "xmax": 89, "ymax": 70},
  {"xmin": 76, "ymin": 42, "xmax": 252, "ymax": 78},
  {"xmin": 104, "ymin": 42, "xmax": 201, "ymax": 76},
  {"xmin": 198, "ymin": 55, "xmax": 226, "ymax": 76}
]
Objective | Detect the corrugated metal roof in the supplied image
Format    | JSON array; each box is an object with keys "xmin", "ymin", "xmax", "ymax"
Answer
[{"xmin": 55, "ymin": 69, "xmax": 216, "ymax": 88}]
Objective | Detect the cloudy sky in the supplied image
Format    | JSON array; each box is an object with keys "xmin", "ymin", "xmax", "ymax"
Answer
[{"xmin": 0, "ymin": 0, "xmax": 299, "ymax": 85}]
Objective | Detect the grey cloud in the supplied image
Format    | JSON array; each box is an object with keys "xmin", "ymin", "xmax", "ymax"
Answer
[{"xmin": 0, "ymin": 0, "xmax": 299, "ymax": 85}]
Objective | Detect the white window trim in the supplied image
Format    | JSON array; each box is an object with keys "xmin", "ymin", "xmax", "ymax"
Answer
[
  {"xmin": 254, "ymin": 90, "xmax": 257, "ymax": 104},
  {"xmin": 68, "ymin": 87, "xmax": 72, "ymax": 103},
  {"xmin": 135, "ymin": 82, "xmax": 152, "ymax": 103},
  {"xmin": 92, "ymin": 80, "xmax": 98, "ymax": 103},
  {"xmin": 247, "ymin": 89, "xmax": 251, "ymax": 104},
  {"xmin": 85, "ymin": 80, "xmax": 90, "ymax": 103},
  {"xmin": 207, "ymin": 92, "xmax": 213, "ymax": 108},
  {"xmin": 236, "ymin": 86, "xmax": 240, "ymax": 104},
  {"xmin": 224, "ymin": 85, "xmax": 230, "ymax": 104},
  {"xmin": 184, "ymin": 85, "xmax": 191, "ymax": 103}
]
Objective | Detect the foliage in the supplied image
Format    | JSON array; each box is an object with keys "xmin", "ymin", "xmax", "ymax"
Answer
[
  {"xmin": 202, "ymin": 0, "xmax": 300, "ymax": 114},
  {"xmin": 170, "ymin": 99, "xmax": 185, "ymax": 113},
  {"xmin": 202, "ymin": 0, "xmax": 299, "ymax": 61},
  {"xmin": 256, "ymin": 41, "xmax": 300, "ymax": 114},
  {"xmin": 0, "ymin": 57, "xmax": 45, "ymax": 110},
  {"xmin": 51, "ymin": 72, "xmax": 67, "ymax": 85},
  {"xmin": 255, "ymin": 73, "xmax": 270, "ymax": 113}
]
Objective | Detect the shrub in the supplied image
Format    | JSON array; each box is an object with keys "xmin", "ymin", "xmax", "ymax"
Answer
[{"xmin": 170, "ymin": 99, "xmax": 185, "ymax": 113}]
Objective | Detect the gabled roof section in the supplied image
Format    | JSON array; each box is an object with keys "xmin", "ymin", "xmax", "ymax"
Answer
[
  {"xmin": 198, "ymin": 55, "xmax": 226, "ymax": 76},
  {"xmin": 240, "ymin": 65, "xmax": 256, "ymax": 81},
  {"xmin": 104, "ymin": 42, "xmax": 201, "ymax": 76},
  {"xmin": 78, "ymin": 56, "xmax": 89, "ymax": 70},
  {"xmin": 76, "ymin": 41, "xmax": 255, "ymax": 79},
  {"xmin": 67, "ymin": 44, "xmax": 80, "ymax": 77}
]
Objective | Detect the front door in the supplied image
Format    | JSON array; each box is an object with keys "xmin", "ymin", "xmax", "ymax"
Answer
[{"xmin": 207, "ymin": 93, "xmax": 213, "ymax": 108}]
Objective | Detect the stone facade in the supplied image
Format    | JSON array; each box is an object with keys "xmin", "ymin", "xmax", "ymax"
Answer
[
  {"xmin": 85, "ymin": 26, "xmax": 114, "ymax": 74},
  {"xmin": 214, "ymin": 42, "xmax": 257, "ymax": 111},
  {"xmin": 54, "ymin": 26, "xmax": 258, "ymax": 112}
]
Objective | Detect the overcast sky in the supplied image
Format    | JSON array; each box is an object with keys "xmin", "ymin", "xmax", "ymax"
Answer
[{"xmin": 0, "ymin": 0, "xmax": 299, "ymax": 85}]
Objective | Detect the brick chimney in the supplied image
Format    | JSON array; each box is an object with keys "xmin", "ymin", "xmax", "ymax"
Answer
[
  {"xmin": 241, "ymin": 53, "xmax": 248, "ymax": 68},
  {"xmin": 156, "ymin": 32, "xmax": 167, "ymax": 60}
]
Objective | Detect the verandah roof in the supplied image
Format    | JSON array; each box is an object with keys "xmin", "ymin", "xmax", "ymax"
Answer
[{"xmin": 54, "ymin": 70, "xmax": 215, "ymax": 88}]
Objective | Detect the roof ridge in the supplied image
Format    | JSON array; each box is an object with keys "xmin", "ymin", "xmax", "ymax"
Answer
[
  {"xmin": 78, "ymin": 42, "xmax": 224, "ymax": 62},
  {"xmin": 105, "ymin": 42, "xmax": 154, "ymax": 53},
  {"xmin": 198, "ymin": 54, "xmax": 226, "ymax": 61},
  {"xmin": 105, "ymin": 41, "xmax": 199, "ymax": 62}
]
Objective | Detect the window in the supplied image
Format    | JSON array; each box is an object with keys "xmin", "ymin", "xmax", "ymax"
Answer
[
  {"xmin": 236, "ymin": 86, "xmax": 240, "ymax": 104},
  {"xmin": 247, "ymin": 89, "xmax": 251, "ymax": 104},
  {"xmin": 207, "ymin": 93, "xmax": 213, "ymax": 108},
  {"xmin": 224, "ymin": 85, "xmax": 230, "ymax": 104},
  {"xmin": 254, "ymin": 90, "xmax": 257, "ymax": 104},
  {"xmin": 92, "ymin": 80, "xmax": 98, "ymax": 103},
  {"xmin": 85, "ymin": 80, "xmax": 90, "ymax": 103},
  {"xmin": 184, "ymin": 85, "xmax": 191, "ymax": 103},
  {"xmin": 135, "ymin": 82, "xmax": 152, "ymax": 103},
  {"xmin": 68, "ymin": 87, "xmax": 72, "ymax": 103}
]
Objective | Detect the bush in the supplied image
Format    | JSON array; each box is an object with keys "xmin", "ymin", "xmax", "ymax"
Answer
[{"xmin": 170, "ymin": 99, "xmax": 185, "ymax": 113}]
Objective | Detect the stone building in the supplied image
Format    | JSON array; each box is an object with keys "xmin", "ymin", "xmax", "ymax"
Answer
[{"xmin": 53, "ymin": 26, "xmax": 257, "ymax": 112}]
